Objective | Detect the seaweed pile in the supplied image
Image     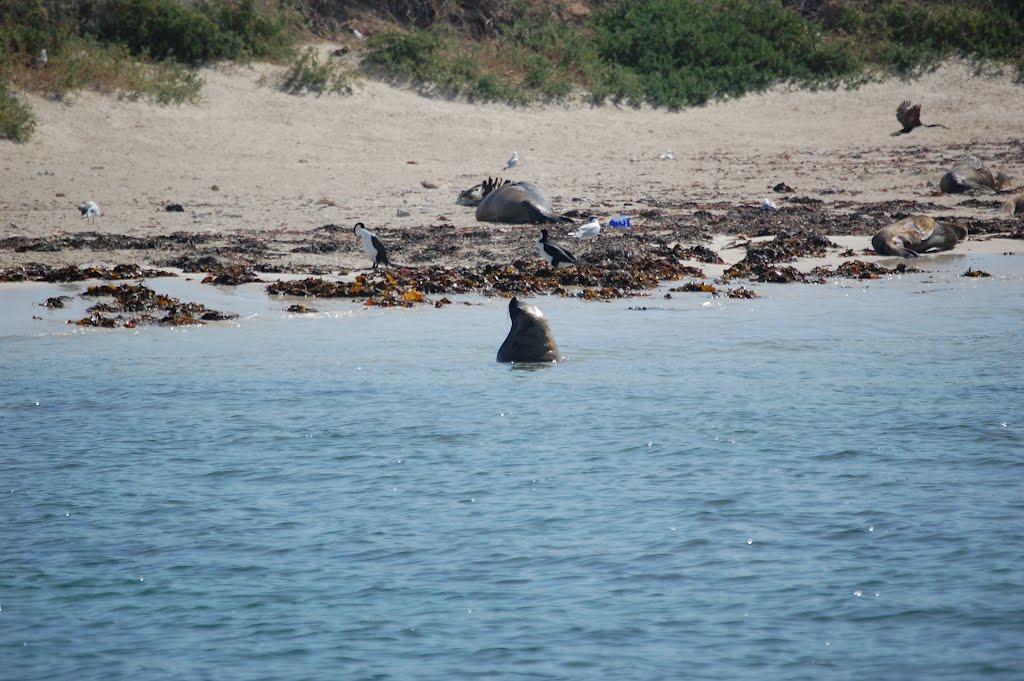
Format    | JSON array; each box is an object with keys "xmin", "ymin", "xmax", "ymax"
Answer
[
  {"xmin": 267, "ymin": 257, "xmax": 707, "ymax": 306},
  {"xmin": 0, "ymin": 263, "xmax": 176, "ymax": 283},
  {"xmin": 72, "ymin": 283, "xmax": 238, "ymax": 327}
]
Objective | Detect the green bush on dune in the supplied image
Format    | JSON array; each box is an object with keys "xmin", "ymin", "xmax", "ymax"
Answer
[
  {"xmin": 2, "ymin": 0, "xmax": 1024, "ymax": 142},
  {"xmin": 0, "ymin": 79, "xmax": 36, "ymax": 143}
]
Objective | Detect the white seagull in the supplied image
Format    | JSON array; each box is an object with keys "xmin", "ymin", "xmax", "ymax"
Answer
[
  {"xmin": 658, "ymin": 150, "xmax": 673, "ymax": 160},
  {"xmin": 353, "ymin": 222, "xmax": 390, "ymax": 269},
  {"xmin": 570, "ymin": 215, "xmax": 602, "ymax": 240},
  {"xmin": 503, "ymin": 151, "xmax": 519, "ymax": 171},
  {"xmin": 537, "ymin": 229, "xmax": 576, "ymax": 268},
  {"xmin": 760, "ymin": 198, "xmax": 778, "ymax": 211},
  {"xmin": 34, "ymin": 49, "xmax": 48, "ymax": 68},
  {"xmin": 78, "ymin": 200, "xmax": 101, "ymax": 219}
]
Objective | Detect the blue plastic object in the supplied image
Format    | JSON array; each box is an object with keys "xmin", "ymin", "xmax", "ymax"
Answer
[{"xmin": 608, "ymin": 215, "xmax": 631, "ymax": 228}]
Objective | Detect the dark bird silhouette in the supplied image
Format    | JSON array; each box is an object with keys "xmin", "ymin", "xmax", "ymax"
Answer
[
  {"xmin": 891, "ymin": 100, "xmax": 946, "ymax": 136},
  {"xmin": 536, "ymin": 229, "xmax": 576, "ymax": 268}
]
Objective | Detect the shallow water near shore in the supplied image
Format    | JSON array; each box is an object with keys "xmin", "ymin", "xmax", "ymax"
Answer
[{"xmin": 2, "ymin": 253, "xmax": 1023, "ymax": 680}]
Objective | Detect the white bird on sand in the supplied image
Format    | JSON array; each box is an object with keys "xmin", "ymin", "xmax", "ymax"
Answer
[
  {"xmin": 537, "ymin": 229, "xmax": 576, "ymax": 268},
  {"xmin": 570, "ymin": 215, "xmax": 602, "ymax": 240},
  {"xmin": 503, "ymin": 151, "xmax": 519, "ymax": 171},
  {"xmin": 78, "ymin": 200, "xmax": 100, "ymax": 219},
  {"xmin": 34, "ymin": 49, "xmax": 48, "ymax": 68},
  {"xmin": 760, "ymin": 198, "xmax": 778, "ymax": 211},
  {"xmin": 353, "ymin": 222, "xmax": 390, "ymax": 269},
  {"xmin": 658, "ymin": 150, "xmax": 674, "ymax": 160}
]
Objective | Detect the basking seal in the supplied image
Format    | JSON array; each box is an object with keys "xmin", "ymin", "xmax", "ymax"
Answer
[
  {"xmin": 939, "ymin": 155, "xmax": 1011, "ymax": 194},
  {"xmin": 496, "ymin": 297, "xmax": 561, "ymax": 363},
  {"xmin": 1001, "ymin": 193, "xmax": 1024, "ymax": 215},
  {"xmin": 871, "ymin": 215, "xmax": 967, "ymax": 258},
  {"xmin": 460, "ymin": 177, "xmax": 572, "ymax": 224}
]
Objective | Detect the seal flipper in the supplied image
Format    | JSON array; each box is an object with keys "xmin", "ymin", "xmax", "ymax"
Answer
[{"xmin": 520, "ymin": 200, "xmax": 574, "ymax": 225}]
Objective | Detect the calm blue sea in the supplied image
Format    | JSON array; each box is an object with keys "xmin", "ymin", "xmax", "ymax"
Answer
[{"xmin": 2, "ymin": 252, "xmax": 1023, "ymax": 681}]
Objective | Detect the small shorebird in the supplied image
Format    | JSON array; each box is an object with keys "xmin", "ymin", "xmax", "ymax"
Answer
[
  {"xmin": 353, "ymin": 222, "xmax": 390, "ymax": 269},
  {"xmin": 537, "ymin": 229, "xmax": 576, "ymax": 268},
  {"xmin": 658, "ymin": 150, "xmax": 673, "ymax": 160},
  {"xmin": 78, "ymin": 200, "xmax": 101, "ymax": 219},
  {"xmin": 892, "ymin": 100, "xmax": 946, "ymax": 136},
  {"xmin": 34, "ymin": 49, "xmax": 47, "ymax": 68},
  {"xmin": 570, "ymin": 215, "xmax": 602, "ymax": 240},
  {"xmin": 503, "ymin": 151, "xmax": 519, "ymax": 171}
]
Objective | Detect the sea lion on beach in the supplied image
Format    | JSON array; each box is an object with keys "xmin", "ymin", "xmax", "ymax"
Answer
[
  {"xmin": 871, "ymin": 215, "xmax": 967, "ymax": 258},
  {"xmin": 496, "ymin": 297, "xmax": 561, "ymax": 363},
  {"xmin": 460, "ymin": 177, "xmax": 572, "ymax": 224},
  {"xmin": 1001, "ymin": 193, "xmax": 1024, "ymax": 214},
  {"xmin": 939, "ymin": 155, "xmax": 1011, "ymax": 194},
  {"xmin": 891, "ymin": 100, "xmax": 945, "ymax": 136}
]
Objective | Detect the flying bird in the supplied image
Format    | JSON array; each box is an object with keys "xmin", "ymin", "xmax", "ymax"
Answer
[
  {"xmin": 503, "ymin": 151, "xmax": 519, "ymax": 171},
  {"xmin": 537, "ymin": 229, "xmax": 576, "ymax": 268},
  {"xmin": 353, "ymin": 222, "xmax": 390, "ymax": 269},
  {"xmin": 78, "ymin": 200, "xmax": 100, "ymax": 219},
  {"xmin": 570, "ymin": 215, "xmax": 602, "ymax": 240},
  {"xmin": 892, "ymin": 100, "xmax": 946, "ymax": 136}
]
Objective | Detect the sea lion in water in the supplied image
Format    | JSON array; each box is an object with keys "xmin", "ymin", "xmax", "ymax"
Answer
[
  {"xmin": 496, "ymin": 297, "xmax": 561, "ymax": 363},
  {"xmin": 939, "ymin": 155, "xmax": 1011, "ymax": 194},
  {"xmin": 1001, "ymin": 193, "xmax": 1024, "ymax": 215},
  {"xmin": 459, "ymin": 177, "xmax": 572, "ymax": 224},
  {"xmin": 871, "ymin": 215, "xmax": 967, "ymax": 258}
]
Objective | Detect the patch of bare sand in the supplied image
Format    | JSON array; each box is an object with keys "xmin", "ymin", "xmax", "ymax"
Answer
[{"xmin": 1, "ymin": 55, "xmax": 1022, "ymax": 275}]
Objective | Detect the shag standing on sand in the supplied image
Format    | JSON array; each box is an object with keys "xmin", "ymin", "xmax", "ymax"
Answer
[
  {"xmin": 353, "ymin": 222, "xmax": 390, "ymax": 269},
  {"xmin": 537, "ymin": 229, "xmax": 576, "ymax": 268}
]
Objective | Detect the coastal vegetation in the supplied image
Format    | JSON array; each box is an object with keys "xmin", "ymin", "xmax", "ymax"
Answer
[{"xmin": 2, "ymin": 0, "xmax": 1024, "ymax": 141}]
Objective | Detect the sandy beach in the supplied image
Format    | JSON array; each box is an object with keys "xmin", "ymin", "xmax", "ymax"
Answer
[{"xmin": 2, "ymin": 52, "xmax": 1023, "ymax": 279}]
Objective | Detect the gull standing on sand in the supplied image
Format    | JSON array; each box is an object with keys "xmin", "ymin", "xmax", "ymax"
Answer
[
  {"xmin": 79, "ymin": 200, "xmax": 101, "ymax": 219},
  {"xmin": 353, "ymin": 222, "xmax": 390, "ymax": 269},
  {"xmin": 537, "ymin": 229, "xmax": 576, "ymax": 268},
  {"xmin": 570, "ymin": 215, "xmax": 602, "ymax": 240},
  {"xmin": 503, "ymin": 151, "xmax": 519, "ymax": 171}
]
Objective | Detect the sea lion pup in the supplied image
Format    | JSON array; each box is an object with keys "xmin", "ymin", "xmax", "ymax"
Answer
[
  {"xmin": 891, "ymin": 100, "xmax": 945, "ymax": 136},
  {"xmin": 460, "ymin": 176, "xmax": 573, "ymax": 224},
  {"xmin": 871, "ymin": 215, "xmax": 968, "ymax": 258},
  {"xmin": 939, "ymin": 155, "xmax": 1011, "ymax": 193},
  {"xmin": 1001, "ymin": 193, "xmax": 1024, "ymax": 215},
  {"xmin": 496, "ymin": 297, "xmax": 561, "ymax": 363}
]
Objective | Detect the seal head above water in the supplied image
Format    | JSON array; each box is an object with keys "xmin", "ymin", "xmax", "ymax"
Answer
[
  {"xmin": 871, "ymin": 215, "xmax": 967, "ymax": 258},
  {"xmin": 496, "ymin": 297, "xmax": 561, "ymax": 363}
]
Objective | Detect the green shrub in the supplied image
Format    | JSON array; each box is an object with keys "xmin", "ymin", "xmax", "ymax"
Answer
[
  {"xmin": 0, "ymin": 79, "xmax": 37, "ymax": 142},
  {"xmin": 364, "ymin": 30, "xmax": 443, "ymax": 80},
  {"xmin": 92, "ymin": 0, "xmax": 296, "ymax": 64},
  {"xmin": 590, "ymin": 0, "xmax": 860, "ymax": 107},
  {"xmin": 280, "ymin": 47, "xmax": 353, "ymax": 95}
]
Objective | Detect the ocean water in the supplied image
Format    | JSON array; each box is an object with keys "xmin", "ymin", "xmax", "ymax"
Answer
[{"xmin": 2, "ymin": 252, "xmax": 1023, "ymax": 681}]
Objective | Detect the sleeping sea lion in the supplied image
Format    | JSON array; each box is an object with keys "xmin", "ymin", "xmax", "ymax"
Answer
[
  {"xmin": 496, "ymin": 297, "xmax": 561, "ymax": 363},
  {"xmin": 939, "ymin": 155, "xmax": 1011, "ymax": 194},
  {"xmin": 871, "ymin": 215, "xmax": 967, "ymax": 258},
  {"xmin": 460, "ymin": 177, "xmax": 572, "ymax": 224},
  {"xmin": 1001, "ymin": 193, "xmax": 1024, "ymax": 215}
]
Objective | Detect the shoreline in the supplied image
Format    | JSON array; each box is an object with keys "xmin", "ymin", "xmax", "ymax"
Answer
[{"xmin": 2, "ymin": 56, "xmax": 1023, "ymax": 307}]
